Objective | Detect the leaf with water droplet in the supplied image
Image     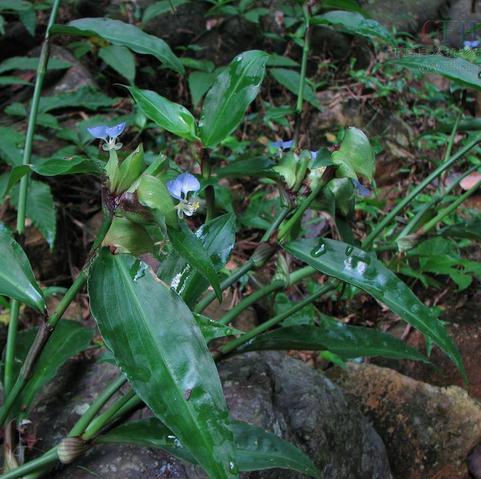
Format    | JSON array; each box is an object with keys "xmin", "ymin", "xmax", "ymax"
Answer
[{"xmin": 284, "ymin": 237, "xmax": 465, "ymax": 379}]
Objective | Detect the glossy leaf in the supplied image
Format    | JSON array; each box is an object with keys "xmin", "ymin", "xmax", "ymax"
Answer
[
  {"xmin": 170, "ymin": 214, "xmax": 236, "ymax": 307},
  {"xmin": 167, "ymin": 222, "xmax": 222, "ymax": 301},
  {"xmin": 88, "ymin": 251, "xmax": 237, "ymax": 478},
  {"xmin": 137, "ymin": 174, "xmax": 177, "ymax": 226},
  {"xmin": 389, "ymin": 55, "xmax": 481, "ymax": 90},
  {"xmin": 11, "ymin": 180, "xmax": 56, "ymax": 248},
  {"xmin": 237, "ymin": 322, "xmax": 428, "ymax": 362},
  {"xmin": 199, "ymin": 50, "xmax": 269, "ymax": 147},
  {"xmin": 0, "ymin": 225, "xmax": 44, "ymax": 311},
  {"xmin": 284, "ymin": 237, "xmax": 465, "ymax": 377},
  {"xmin": 99, "ymin": 45, "xmax": 136, "ymax": 84},
  {"xmin": 269, "ymin": 68, "xmax": 321, "ymax": 110},
  {"xmin": 1, "ymin": 165, "xmax": 30, "ymax": 198},
  {"xmin": 115, "ymin": 144, "xmax": 145, "ymax": 193},
  {"xmin": 331, "ymin": 127, "xmax": 375, "ymax": 180},
  {"xmin": 99, "ymin": 417, "xmax": 319, "ymax": 478},
  {"xmin": 16, "ymin": 321, "xmax": 94, "ymax": 417},
  {"xmin": 103, "ymin": 217, "xmax": 156, "ymax": 256},
  {"xmin": 188, "ymin": 71, "xmax": 217, "ymax": 107},
  {"xmin": 311, "ymin": 11, "xmax": 392, "ymax": 43},
  {"xmin": 52, "ymin": 18, "xmax": 184, "ymax": 75},
  {"xmin": 127, "ymin": 86, "xmax": 198, "ymax": 141},
  {"xmin": 193, "ymin": 313, "xmax": 242, "ymax": 343}
]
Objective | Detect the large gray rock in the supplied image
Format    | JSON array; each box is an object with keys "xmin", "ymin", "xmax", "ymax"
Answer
[{"xmin": 28, "ymin": 352, "xmax": 391, "ymax": 478}]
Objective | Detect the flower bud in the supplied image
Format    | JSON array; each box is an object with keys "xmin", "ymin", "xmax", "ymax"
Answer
[
  {"xmin": 252, "ymin": 243, "xmax": 276, "ymax": 269},
  {"xmin": 58, "ymin": 437, "xmax": 88, "ymax": 464}
]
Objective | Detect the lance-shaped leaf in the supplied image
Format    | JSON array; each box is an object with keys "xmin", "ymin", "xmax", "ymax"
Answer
[
  {"xmin": 193, "ymin": 314, "xmax": 242, "ymax": 343},
  {"xmin": 98, "ymin": 418, "xmax": 320, "ymax": 478},
  {"xmin": 236, "ymin": 322, "xmax": 428, "ymax": 362},
  {"xmin": 163, "ymin": 214, "xmax": 236, "ymax": 307},
  {"xmin": 32, "ymin": 157, "xmax": 104, "ymax": 176},
  {"xmin": 127, "ymin": 86, "xmax": 198, "ymax": 141},
  {"xmin": 284, "ymin": 237, "xmax": 465, "ymax": 378},
  {"xmin": 167, "ymin": 222, "xmax": 222, "ymax": 301},
  {"xmin": 0, "ymin": 225, "xmax": 44, "ymax": 311},
  {"xmin": 9, "ymin": 321, "xmax": 94, "ymax": 419},
  {"xmin": 389, "ymin": 55, "xmax": 481, "ymax": 91},
  {"xmin": 88, "ymin": 251, "xmax": 237, "ymax": 479},
  {"xmin": 51, "ymin": 18, "xmax": 184, "ymax": 75},
  {"xmin": 199, "ymin": 50, "xmax": 269, "ymax": 148}
]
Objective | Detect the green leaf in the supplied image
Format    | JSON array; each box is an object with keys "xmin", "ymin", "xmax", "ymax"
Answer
[
  {"xmin": 38, "ymin": 87, "xmax": 116, "ymax": 113},
  {"xmin": 269, "ymin": 68, "xmax": 321, "ymax": 110},
  {"xmin": 266, "ymin": 54, "xmax": 299, "ymax": 68},
  {"xmin": 88, "ymin": 251, "xmax": 237, "ymax": 479},
  {"xmin": 0, "ymin": 0, "xmax": 32, "ymax": 12},
  {"xmin": 311, "ymin": 11, "xmax": 393, "ymax": 43},
  {"xmin": 99, "ymin": 45, "xmax": 136, "ymax": 84},
  {"xmin": 216, "ymin": 157, "xmax": 277, "ymax": 179},
  {"xmin": 11, "ymin": 180, "xmax": 56, "ymax": 248},
  {"xmin": 321, "ymin": 0, "xmax": 367, "ymax": 14},
  {"xmin": 389, "ymin": 55, "xmax": 481, "ymax": 91},
  {"xmin": 114, "ymin": 144, "xmax": 145, "ymax": 193},
  {"xmin": 0, "ymin": 76, "xmax": 31, "ymax": 86},
  {"xmin": 0, "ymin": 225, "xmax": 44, "ymax": 311},
  {"xmin": 169, "ymin": 214, "xmax": 236, "ymax": 307},
  {"xmin": 199, "ymin": 50, "xmax": 269, "ymax": 147},
  {"xmin": 237, "ymin": 322, "xmax": 428, "ymax": 362},
  {"xmin": 167, "ymin": 222, "xmax": 222, "ymax": 301},
  {"xmin": 0, "ymin": 56, "xmax": 70, "ymax": 74},
  {"xmin": 98, "ymin": 418, "xmax": 319, "ymax": 478},
  {"xmin": 442, "ymin": 219, "xmax": 481, "ymax": 241},
  {"xmin": 0, "ymin": 127, "xmax": 23, "ymax": 166},
  {"xmin": 32, "ymin": 157, "xmax": 104, "ymax": 176},
  {"xmin": 331, "ymin": 127, "xmax": 375, "ymax": 180},
  {"xmin": 136, "ymin": 174, "xmax": 177, "ymax": 226},
  {"xmin": 16, "ymin": 321, "xmax": 94, "ymax": 417},
  {"xmin": 188, "ymin": 71, "xmax": 217, "ymax": 107},
  {"xmin": 284, "ymin": 237, "xmax": 465, "ymax": 378},
  {"xmin": 1, "ymin": 165, "xmax": 30, "ymax": 198},
  {"xmin": 103, "ymin": 217, "xmax": 156, "ymax": 256},
  {"xmin": 52, "ymin": 18, "xmax": 184, "ymax": 75},
  {"xmin": 127, "ymin": 86, "xmax": 198, "ymax": 141},
  {"xmin": 193, "ymin": 313, "xmax": 242, "ymax": 343},
  {"xmin": 142, "ymin": 0, "xmax": 190, "ymax": 23}
]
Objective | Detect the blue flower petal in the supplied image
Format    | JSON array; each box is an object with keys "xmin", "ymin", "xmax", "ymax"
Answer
[
  {"xmin": 272, "ymin": 139, "xmax": 294, "ymax": 150},
  {"xmin": 105, "ymin": 122, "xmax": 126, "ymax": 139},
  {"xmin": 87, "ymin": 125, "xmax": 108, "ymax": 140},
  {"xmin": 464, "ymin": 40, "xmax": 480, "ymax": 48},
  {"xmin": 310, "ymin": 150, "xmax": 318, "ymax": 160},
  {"xmin": 166, "ymin": 178, "xmax": 183, "ymax": 200},
  {"xmin": 352, "ymin": 179, "xmax": 372, "ymax": 198},
  {"xmin": 178, "ymin": 172, "xmax": 200, "ymax": 196}
]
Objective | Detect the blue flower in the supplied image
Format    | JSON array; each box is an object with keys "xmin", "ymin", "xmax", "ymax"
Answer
[
  {"xmin": 87, "ymin": 121, "xmax": 126, "ymax": 151},
  {"xmin": 166, "ymin": 172, "xmax": 201, "ymax": 218},
  {"xmin": 272, "ymin": 139, "xmax": 294, "ymax": 150},
  {"xmin": 352, "ymin": 179, "xmax": 372, "ymax": 198},
  {"xmin": 464, "ymin": 40, "xmax": 480, "ymax": 49}
]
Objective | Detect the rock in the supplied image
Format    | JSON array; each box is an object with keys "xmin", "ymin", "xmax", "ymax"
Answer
[
  {"xmin": 29, "ymin": 353, "xmax": 391, "ymax": 478},
  {"xmin": 329, "ymin": 363, "xmax": 481, "ymax": 479},
  {"xmin": 469, "ymin": 444, "xmax": 481, "ymax": 479},
  {"xmin": 359, "ymin": 0, "xmax": 448, "ymax": 34}
]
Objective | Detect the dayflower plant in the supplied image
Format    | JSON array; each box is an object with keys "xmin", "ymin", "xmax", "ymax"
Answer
[
  {"xmin": 87, "ymin": 122, "xmax": 126, "ymax": 151},
  {"xmin": 167, "ymin": 172, "xmax": 201, "ymax": 218}
]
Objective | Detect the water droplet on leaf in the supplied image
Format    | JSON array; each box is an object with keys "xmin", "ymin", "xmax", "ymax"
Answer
[{"xmin": 311, "ymin": 240, "xmax": 326, "ymax": 257}]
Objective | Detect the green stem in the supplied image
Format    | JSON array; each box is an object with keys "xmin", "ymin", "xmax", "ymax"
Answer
[
  {"xmin": 194, "ymin": 260, "xmax": 255, "ymax": 314},
  {"xmin": 0, "ymin": 449, "xmax": 58, "ymax": 479},
  {"xmin": 261, "ymin": 206, "xmax": 289, "ymax": 242},
  {"xmin": 293, "ymin": 3, "xmax": 311, "ymax": 142},
  {"xmin": 218, "ymin": 282, "xmax": 336, "ymax": 356},
  {"xmin": 278, "ymin": 167, "xmax": 334, "ymax": 242},
  {"xmin": 3, "ymin": 0, "xmax": 62, "ymax": 442},
  {"xmin": 420, "ymin": 179, "xmax": 481, "ymax": 234},
  {"xmin": 363, "ymin": 134, "xmax": 481, "ymax": 248},
  {"xmin": 82, "ymin": 389, "xmax": 136, "ymax": 441},
  {"xmin": 201, "ymin": 148, "xmax": 215, "ymax": 221},
  {"xmin": 69, "ymin": 375, "xmax": 127, "ymax": 437},
  {"xmin": 218, "ymin": 265, "xmax": 316, "ymax": 326},
  {"xmin": 397, "ymin": 164, "xmax": 479, "ymax": 240}
]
